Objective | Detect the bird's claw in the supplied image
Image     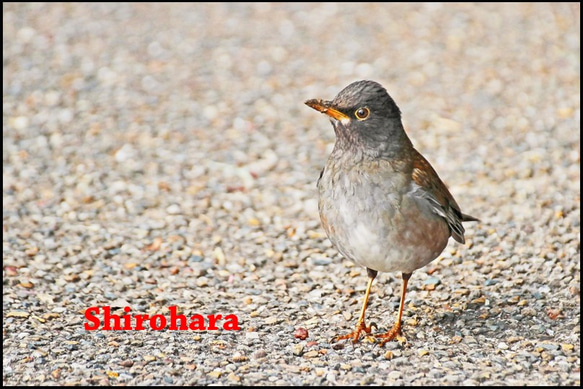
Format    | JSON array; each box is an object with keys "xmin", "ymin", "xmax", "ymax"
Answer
[
  {"xmin": 375, "ymin": 323, "xmax": 405, "ymax": 346},
  {"xmin": 333, "ymin": 320, "xmax": 375, "ymax": 344}
]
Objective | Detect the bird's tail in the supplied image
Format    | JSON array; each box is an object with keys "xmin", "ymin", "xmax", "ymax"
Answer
[{"xmin": 462, "ymin": 213, "xmax": 480, "ymax": 223}]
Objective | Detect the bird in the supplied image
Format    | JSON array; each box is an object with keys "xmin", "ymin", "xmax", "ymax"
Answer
[{"xmin": 305, "ymin": 80, "xmax": 479, "ymax": 346}]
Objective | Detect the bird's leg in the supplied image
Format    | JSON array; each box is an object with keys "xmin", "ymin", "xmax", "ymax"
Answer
[
  {"xmin": 335, "ymin": 268, "xmax": 377, "ymax": 344},
  {"xmin": 377, "ymin": 272, "xmax": 412, "ymax": 346}
]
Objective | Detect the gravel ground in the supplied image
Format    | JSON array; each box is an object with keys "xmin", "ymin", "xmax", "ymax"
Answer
[{"xmin": 3, "ymin": 3, "xmax": 580, "ymax": 386}]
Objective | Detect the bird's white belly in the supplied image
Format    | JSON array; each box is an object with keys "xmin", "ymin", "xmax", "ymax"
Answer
[
  {"xmin": 318, "ymin": 158, "xmax": 451, "ymax": 274},
  {"xmin": 329, "ymin": 193, "xmax": 449, "ymax": 274}
]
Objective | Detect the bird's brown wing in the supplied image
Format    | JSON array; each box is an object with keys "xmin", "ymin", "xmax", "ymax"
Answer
[{"xmin": 410, "ymin": 149, "xmax": 478, "ymax": 244}]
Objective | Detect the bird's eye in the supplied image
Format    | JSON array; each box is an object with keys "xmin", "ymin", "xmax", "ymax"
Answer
[{"xmin": 355, "ymin": 107, "xmax": 370, "ymax": 120}]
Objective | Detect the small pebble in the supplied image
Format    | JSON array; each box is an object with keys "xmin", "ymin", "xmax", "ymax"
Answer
[{"xmin": 294, "ymin": 327, "xmax": 309, "ymax": 340}]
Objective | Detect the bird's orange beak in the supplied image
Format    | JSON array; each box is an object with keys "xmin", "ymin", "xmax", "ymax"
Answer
[{"xmin": 305, "ymin": 99, "xmax": 350, "ymax": 121}]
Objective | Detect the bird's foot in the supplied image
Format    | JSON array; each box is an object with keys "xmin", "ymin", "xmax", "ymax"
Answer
[
  {"xmin": 334, "ymin": 321, "xmax": 376, "ymax": 344},
  {"xmin": 376, "ymin": 323, "xmax": 406, "ymax": 346}
]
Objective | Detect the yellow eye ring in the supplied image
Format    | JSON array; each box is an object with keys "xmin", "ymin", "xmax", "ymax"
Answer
[{"xmin": 355, "ymin": 107, "xmax": 370, "ymax": 120}]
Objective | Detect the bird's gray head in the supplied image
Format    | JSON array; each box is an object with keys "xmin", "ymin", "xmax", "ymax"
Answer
[
  {"xmin": 306, "ymin": 80, "xmax": 411, "ymax": 158},
  {"xmin": 332, "ymin": 80, "xmax": 401, "ymax": 119}
]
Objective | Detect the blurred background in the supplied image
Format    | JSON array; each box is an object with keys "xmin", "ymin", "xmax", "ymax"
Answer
[{"xmin": 3, "ymin": 3, "xmax": 580, "ymax": 386}]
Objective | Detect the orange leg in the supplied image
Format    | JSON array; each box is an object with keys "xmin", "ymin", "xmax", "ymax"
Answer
[
  {"xmin": 335, "ymin": 269, "xmax": 377, "ymax": 344},
  {"xmin": 377, "ymin": 272, "xmax": 412, "ymax": 346}
]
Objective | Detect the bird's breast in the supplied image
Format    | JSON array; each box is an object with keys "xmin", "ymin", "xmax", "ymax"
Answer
[{"xmin": 318, "ymin": 158, "xmax": 450, "ymax": 273}]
